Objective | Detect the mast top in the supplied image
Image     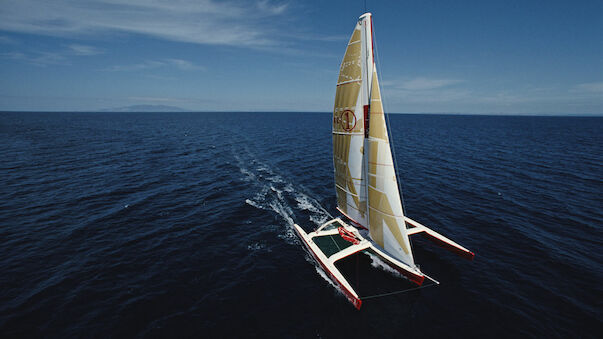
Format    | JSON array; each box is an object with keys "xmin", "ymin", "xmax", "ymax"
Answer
[{"xmin": 359, "ymin": 12, "xmax": 372, "ymax": 20}]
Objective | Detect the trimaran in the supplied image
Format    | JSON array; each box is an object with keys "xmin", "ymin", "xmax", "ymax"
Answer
[{"xmin": 294, "ymin": 13, "xmax": 474, "ymax": 310}]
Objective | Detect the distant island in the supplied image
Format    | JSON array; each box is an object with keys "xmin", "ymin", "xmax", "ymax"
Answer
[{"xmin": 100, "ymin": 105, "xmax": 188, "ymax": 112}]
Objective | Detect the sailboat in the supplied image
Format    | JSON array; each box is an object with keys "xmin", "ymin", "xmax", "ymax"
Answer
[{"xmin": 293, "ymin": 13, "xmax": 474, "ymax": 310}]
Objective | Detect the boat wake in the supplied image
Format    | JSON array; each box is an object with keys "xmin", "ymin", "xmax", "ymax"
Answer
[
  {"xmin": 234, "ymin": 152, "xmax": 332, "ymax": 246},
  {"xmin": 232, "ymin": 149, "xmax": 348, "ymax": 294}
]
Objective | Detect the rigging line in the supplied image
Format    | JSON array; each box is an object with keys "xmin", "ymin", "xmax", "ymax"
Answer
[
  {"xmin": 372, "ymin": 23, "xmax": 408, "ymax": 217},
  {"xmin": 360, "ymin": 280, "xmax": 439, "ymax": 300}
]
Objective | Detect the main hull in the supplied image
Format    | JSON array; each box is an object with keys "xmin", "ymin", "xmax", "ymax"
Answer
[
  {"xmin": 294, "ymin": 224, "xmax": 363, "ymax": 309},
  {"xmin": 293, "ymin": 218, "xmax": 426, "ymax": 310}
]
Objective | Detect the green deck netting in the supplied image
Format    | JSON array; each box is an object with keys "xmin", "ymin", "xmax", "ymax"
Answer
[{"xmin": 312, "ymin": 234, "xmax": 354, "ymax": 258}]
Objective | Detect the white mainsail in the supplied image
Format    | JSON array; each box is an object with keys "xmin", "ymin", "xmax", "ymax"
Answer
[
  {"xmin": 332, "ymin": 19, "xmax": 369, "ymax": 228},
  {"xmin": 334, "ymin": 13, "xmax": 415, "ymax": 267}
]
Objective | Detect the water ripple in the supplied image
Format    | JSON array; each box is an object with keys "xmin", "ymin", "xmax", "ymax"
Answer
[{"xmin": 0, "ymin": 112, "xmax": 601, "ymax": 337}]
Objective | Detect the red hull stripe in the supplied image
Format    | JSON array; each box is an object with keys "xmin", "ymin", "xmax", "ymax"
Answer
[
  {"xmin": 420, "ymin": 232, "xmax": 475, "ymax": 260},
  {"xmin": 404, "ymin": 218, "xmax": 475, "ymax": 260},
  {"xmin": 294, "ymin": 227, "xmax": 363, "ymax": 310},
  {"xmin": 378, "ymin": 255, "xmax": 425, "ymax": 286}
]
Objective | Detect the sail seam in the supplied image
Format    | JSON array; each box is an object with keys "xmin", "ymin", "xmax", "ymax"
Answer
[
  {"xmin": 336, "ymin": 79, "xmax": 362, "ymax": 86},
  {"xmin": 368, "ymin": 206, "xmax": 404, "ymax": 218},
  {"xmin": 343, "ymin": 201, "xmax": 366, "ymax": 212},
  {"xmin": 332, "ymin": 131, "xmax": 363, "ymax": 135},
  {"xmin": 335, "ymin": 175, "xmax": 363, "ymax": 181},
  {"xmin": 335, "ymin": 183, "xmax": 365, "ymax": 196},
  {"xmin": 367, "ymin": 136, "xmax": 389, "ymax": 142},
  {"xmin": 367, "ymin": 184, "xmax": 385, "ymax": 193},
  {"xmin": 368, "ymin": 161, "xmax": 393, "ymax": 166},
  {"xmin": 367, "ymin": 173, "xmax": 395, "ymax": 179}
]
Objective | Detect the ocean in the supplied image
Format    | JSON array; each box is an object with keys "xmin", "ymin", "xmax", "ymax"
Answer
[{"xmin": 1, "ymin": 112, "xmax": 601, "ymax": 338}]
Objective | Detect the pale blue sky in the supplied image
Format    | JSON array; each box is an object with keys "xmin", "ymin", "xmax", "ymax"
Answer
[{"xmin": 0, "ymin": 0, "xmax": 601, "ymax": 114}]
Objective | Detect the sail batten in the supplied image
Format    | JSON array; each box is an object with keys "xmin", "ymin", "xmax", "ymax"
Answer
[{"xmin": 333, "ymin": 132, "xmax": 364, "ymax": 135}]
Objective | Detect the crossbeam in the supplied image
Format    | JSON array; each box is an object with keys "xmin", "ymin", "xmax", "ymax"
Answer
[{"xmin": 329, "ymin": 241, "xmax": 370, "ymax": 263}]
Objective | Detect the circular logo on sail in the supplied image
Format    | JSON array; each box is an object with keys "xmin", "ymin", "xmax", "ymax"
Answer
[{"xmin": 339, "ymin": 110, "xmax": 357, "ymax": 131}]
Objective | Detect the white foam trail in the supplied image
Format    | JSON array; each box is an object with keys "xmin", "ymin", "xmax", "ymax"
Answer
[
  {"xmin": 295, "ymin": 192, "xmax": 332, "ymax": 217},
  {"xmin": 269, "ymin": 199, "xmax": 294, "ymax": 226},
  {"xmin": 270, "ymin": 185, "xmax": 283, "ymax": 200},
  {"xmin": 315, "ymin": 266, "xmax": 337, "ymax": 289},
  {"xmin": 257, "ymin": 164, "xmax": 272, "ymax": 173},
  {"xmin": 366, "ymin": 252, "xmax": 403, "ymax": 278},
  {"xmin": 266, "ymin": 175, "xmax": 284, "ymax": 183},
  {"xmin": 310, "ymin": 214, "xmax": 329, "ymax": 226},
  {"xmin": 295, "ymin": 193, "xmax": 332, "ymax": 227},
  {"xmin": 314, "ymin": 266, "xmax": 346, "ymax": 298},
  {"xmin": 247, "ymin": 242, "xmax": 271, "ymax": 252},
  {"xmin": 233, "ymin": 145, "xmax": 336, "ymax": 248},
  {"xmin": 247, "ymin": 242, "xmax": 263, "ymax": 250},
  {"xmin": 278, "ymin": 230, "xmax": 299, "ymax": 245},
  {"xmin": 296, "ymin": 194, "xmax": 319, "ymax": 213},
  {"xmin": 239, "ymin": 167, "xmax": 256, "ymax": 181},
  {"xmin": 245, "ymin": 199, "xmax": 264, "ymax": 210}
]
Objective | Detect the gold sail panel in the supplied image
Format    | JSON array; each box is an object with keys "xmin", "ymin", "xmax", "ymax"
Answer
[
  {"xmin": 333, "ymin": 23, "xmax": 363, "ymax": 135},
  {"xmin": 368, "ymin": 187, "xmax": 409, "ymax": 254},
  {"xmin": 368, "ymin": 69, "xmax": 387, "ymax": 140},
  {"xmin": 334, "ymin": 165, "xmax": 365, "ymax": 216},
  {"xmin": 333, "ymin": 83, "xmax": 362, "ymax": 134},
  {"xmin": 337, "ymin": 28, "xmax": 362, "ymax": 84},
  {"xmin": 333, "ymin": 134, "xmax": 359, "ymax": 212}
]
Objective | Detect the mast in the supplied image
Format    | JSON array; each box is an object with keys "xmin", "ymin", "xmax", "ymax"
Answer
[{"xmin": 360, "ymin": 12, "xmax": 373, "ymax": 239}]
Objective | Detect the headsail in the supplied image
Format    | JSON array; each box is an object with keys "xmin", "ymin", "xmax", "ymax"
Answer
[
  {"xmin": 367, "ymin": 68, "xmax": 415, "ymax": 267},
  {"xmin": 334, "ymin": 13, "xmax": 415, "ymax": 267}
]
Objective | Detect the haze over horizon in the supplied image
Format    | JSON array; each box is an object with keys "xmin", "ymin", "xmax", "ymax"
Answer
[{"xmin": 1, "ymin": 0, "xmax": 602, "ymax": 115}]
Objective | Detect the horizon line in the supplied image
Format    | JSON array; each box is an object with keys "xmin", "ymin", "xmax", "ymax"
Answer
[{"xmin": 1, "ymin": 110, "xmax": 602, "ymax": 117}]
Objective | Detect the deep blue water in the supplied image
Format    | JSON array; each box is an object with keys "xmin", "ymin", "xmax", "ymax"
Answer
[{"xmin": 1, "ymin": 112, "xmax": 601, "ymax": 338}]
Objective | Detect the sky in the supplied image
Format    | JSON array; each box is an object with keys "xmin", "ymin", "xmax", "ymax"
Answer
[{"xmin": 0, "ymin": 0, "xmax": 601, "ymax": 114}]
